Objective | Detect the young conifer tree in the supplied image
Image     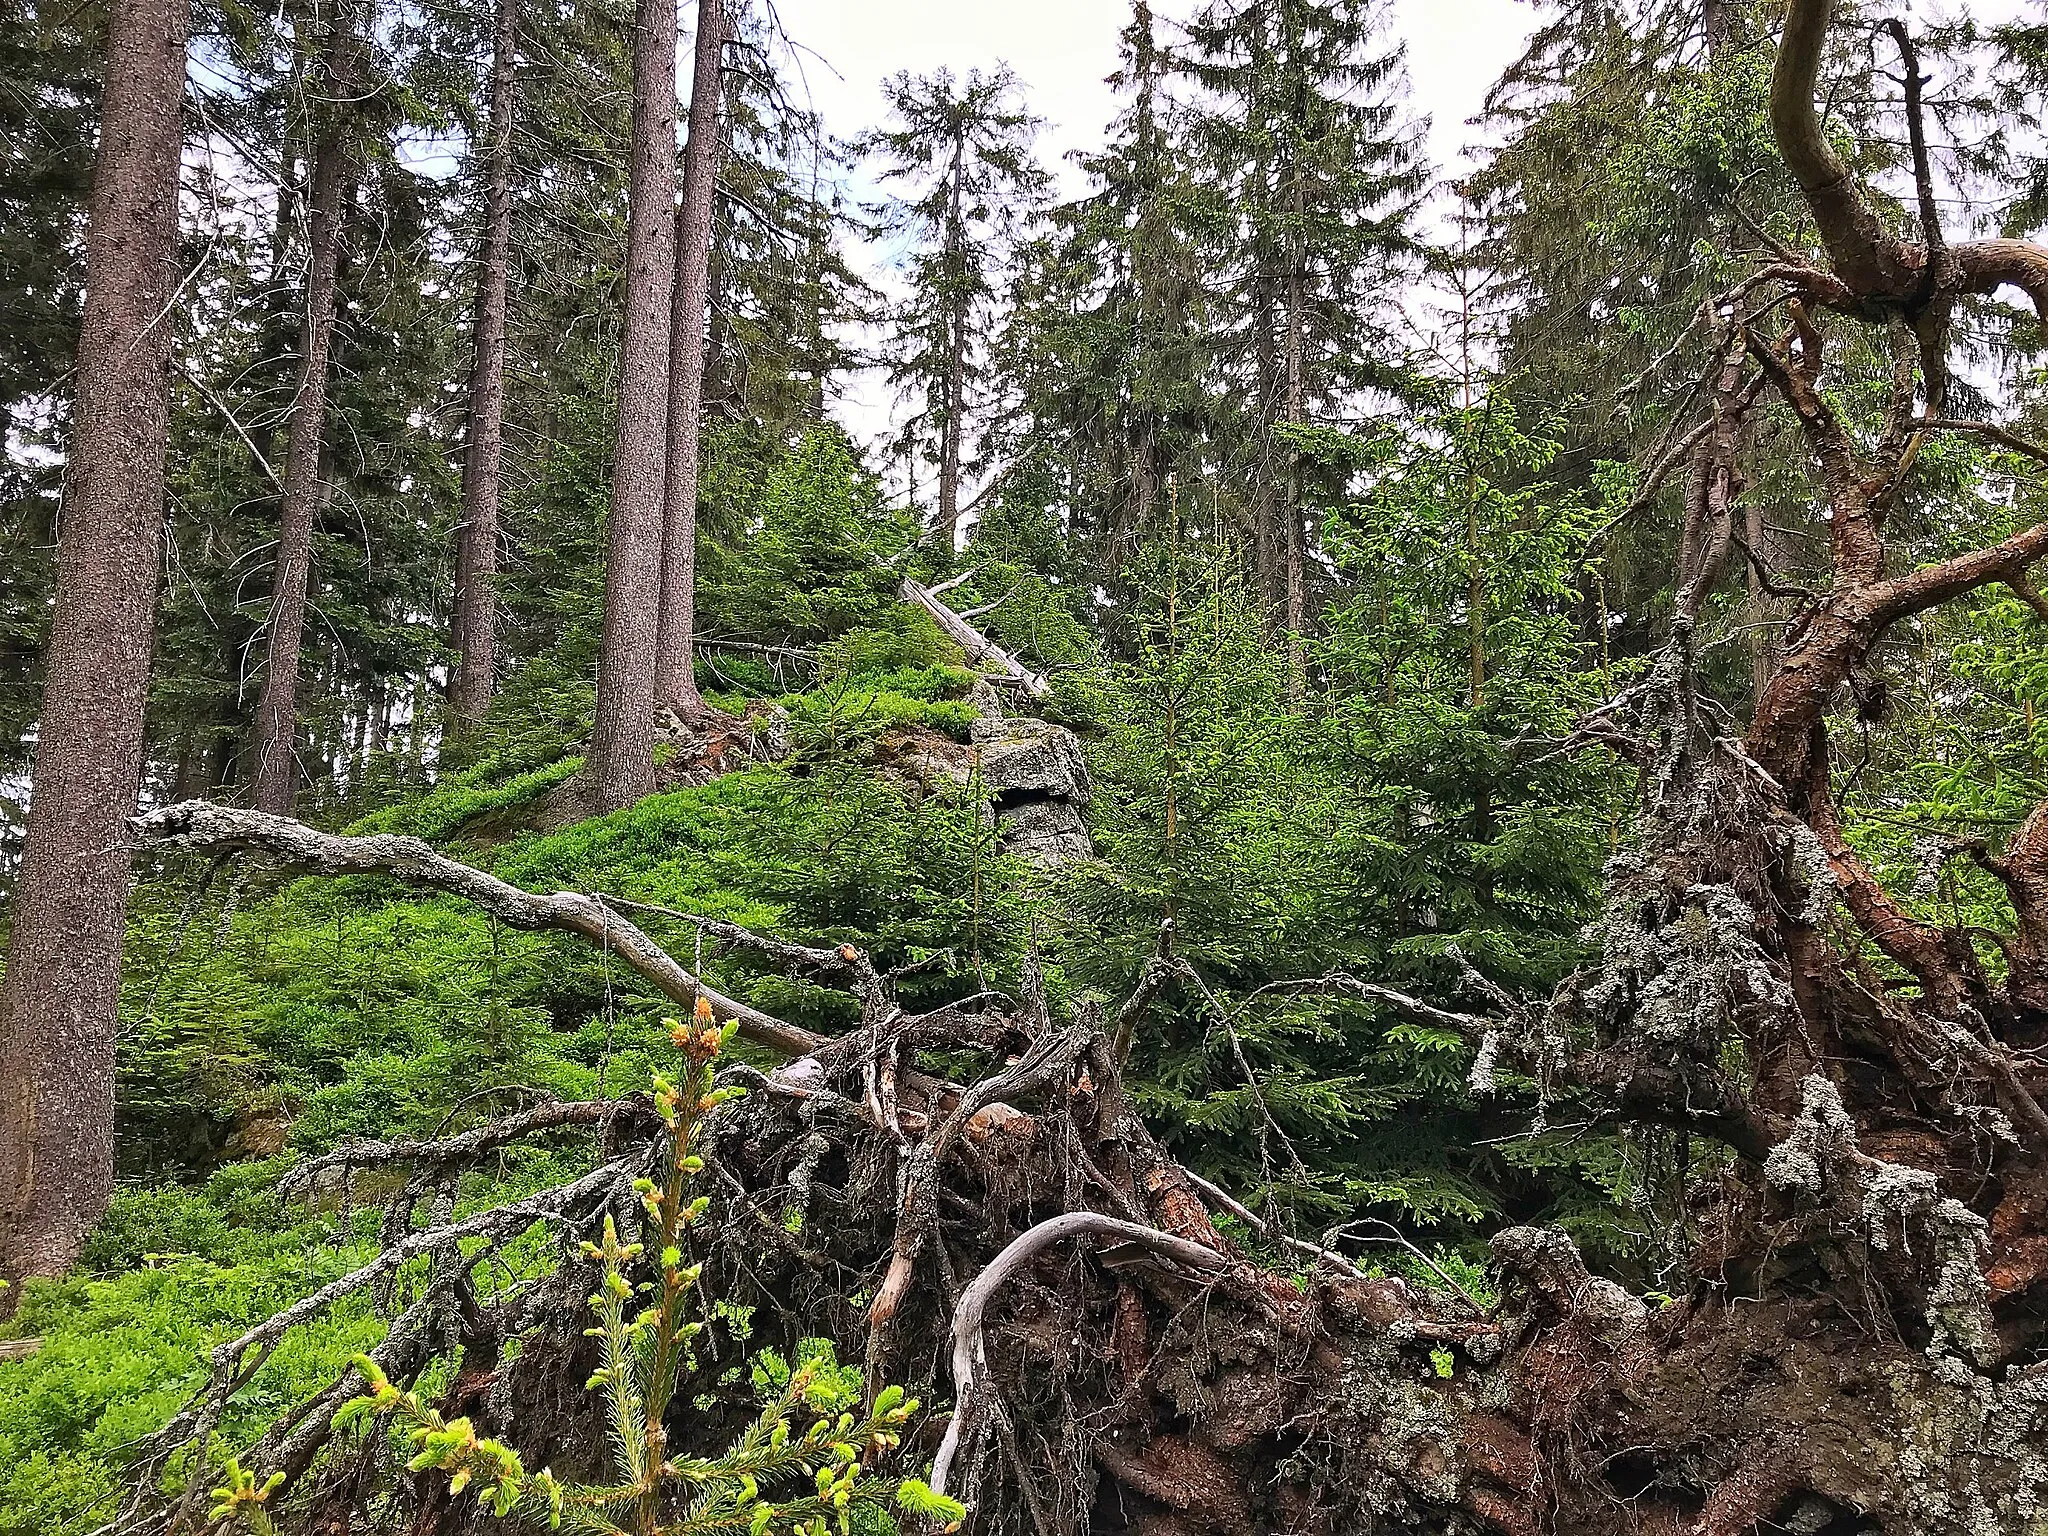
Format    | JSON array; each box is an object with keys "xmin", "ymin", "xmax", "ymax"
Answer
[{"xmin": 862, "ymin": 66, "xmax": 1049, "ymax": 548}]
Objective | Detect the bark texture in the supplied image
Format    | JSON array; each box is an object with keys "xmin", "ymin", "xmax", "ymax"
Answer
[
  {"xmin": 0, "ymin": 0, "xmax": 190, "ymax": 1296},
  {"xmin": 448, "ymin": 0, "xmax": 520, "ymax": 731},
  {"xmin": 936, "ymin": 130, "xmax": 968, "ymax": 546},
  {"xmin": 652, "ymin": 0, "xmax": 727, "ymax": 719},
  {"xmin": 585, "ymin": 0, "xmax": 678, "ymax": 810},
  {"xmin": 249, "ymin": 0, "xmax": 356, "ymax": 814}
]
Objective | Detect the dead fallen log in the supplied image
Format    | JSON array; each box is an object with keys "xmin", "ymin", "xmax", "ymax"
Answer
[{"xmin": 900, "ymin": 574, "xmax": 1050, "ymax": 699}]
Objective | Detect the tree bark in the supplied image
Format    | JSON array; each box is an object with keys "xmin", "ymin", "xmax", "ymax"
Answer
[
  {"xmin": 0, "ymin": 0, "xmax": 190, "ymax": 1299},
  {"xmin": 248, "ymin": 2, "xmax": 355, "ymax": 815},
  {"xmin": 936, "ymin": 129, "xmax": 967, "ymax": 547},
  {"xmin": 1283, "ymin": 136, "xmax": 1308, "ymax": 702},
  {"xmin": 586, "ymin": 0, "xmax": 678, "ymax": 810},
  {"xmin": 652, "ymin": 0, "xmax": 726, "ymax": 720},
  {"xmin": 449, "ymin": 0, "xmax": 520, "ymax": 732}
]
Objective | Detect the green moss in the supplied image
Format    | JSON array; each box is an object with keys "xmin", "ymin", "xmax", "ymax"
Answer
[{"xmin": 344, "ymin": 754, "xmax": 583, "ymax": 842}]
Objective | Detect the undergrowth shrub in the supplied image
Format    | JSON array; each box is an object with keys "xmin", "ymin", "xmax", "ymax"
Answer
[
  {"xmin": 120, "ymin": 761, "xmax": 1025, "ymax": 1178},
  {"xmin": 0, "ymin": 1176, "xmax": 380, "ymax": 1536}
]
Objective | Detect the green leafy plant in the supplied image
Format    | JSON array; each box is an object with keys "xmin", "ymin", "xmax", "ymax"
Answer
[{"xmin": 210, "ymin": 1002, "xmax": 962, "ymax": 1536}]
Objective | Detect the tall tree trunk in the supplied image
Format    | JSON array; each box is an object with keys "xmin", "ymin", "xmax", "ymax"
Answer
[
  {"xmin": 1249, "ymin": 167, "xmax": 1280, "ymax": 625},
  {"xmin": 0, "ymin": 0, "xmax": 190, "ymax": 1300},
  {"xmin": 936, "ymin": 130, "xmax": 967, "ymax": 547},
  {"xmin": 652, "ymin": 0, "xmax": 726, "ymax": 720},
  {"xmin": 1703, "ymin": 0, "xmax": 1740, "ymax": 54},
  {"xmin": 586, "ymin": 0, "xmax": 678, "ymax": 809},
  {"xmin": 449, "ymin": 0, "xmax": 519, "ymax": 731},
  {"xmin": 249, "ymin": 3, "xmax": 354, "ymax": 815},
  {"xmin": 1282, "ymin": 167, "xmax": 1307, "ymax": 703}
]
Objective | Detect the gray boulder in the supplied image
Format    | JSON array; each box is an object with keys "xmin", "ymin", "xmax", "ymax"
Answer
[
  {"xmin": 973, "ymin": 716, "xmax": 1091, "ymax": 808},
  {"xmin": 997, "ymin": 796, "xmax": 1094, "ymax": 868}
]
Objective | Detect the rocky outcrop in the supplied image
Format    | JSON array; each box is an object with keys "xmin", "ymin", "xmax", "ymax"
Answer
[
  {"xmin": 968, "ymin": 685, "xmax": 1092, "ymax": 868},
  {"xmin": 874, "ymin": 683, "xmax": 1094, "ymax": 868},
  {"xmin": 972, "ymin": 721, "xmax": 1091, "ymax": 867}
]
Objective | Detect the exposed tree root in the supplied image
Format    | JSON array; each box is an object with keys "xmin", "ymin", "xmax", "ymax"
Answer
[{"xmin": 118, "ymin": 754, "xmax": 2048, "ymax": 1534}]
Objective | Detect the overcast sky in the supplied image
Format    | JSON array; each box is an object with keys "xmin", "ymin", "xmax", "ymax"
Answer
[
  {"xmin": 764, "ymin": 0, "xmax": 1537, "ymax": 467},
  {"xmin": 773, "ymin": 0, "xmax": 1536, "ymax": 188}
]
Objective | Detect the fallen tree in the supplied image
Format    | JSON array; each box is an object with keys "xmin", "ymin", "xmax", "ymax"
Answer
[
  {"xmin": 107, "ymin": 3, "xmax": 2048, "ymax": 1530},
  {"xmin": 900, "ymin": 569, "xmax": 1052, "ymax": 700}
]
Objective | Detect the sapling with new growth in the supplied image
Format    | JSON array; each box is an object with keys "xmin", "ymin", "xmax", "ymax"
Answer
[{"xmin": 210, "ymin": 999, "xmax": 964, "ymax": 1536}]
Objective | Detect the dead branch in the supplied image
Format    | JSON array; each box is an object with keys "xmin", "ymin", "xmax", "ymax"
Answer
[
  {"xmin": 1178, "ymin": 1168, "xmax": 1365, "ymax": 1280},
  {"xmin": 592, "ymin": 891, "xmax": 873, "ymax": 982},
  {"xmin": 1921, "ymin": 418, "xmax": 2048, "ymax": 470},
  {"xmin": 277, "ymin": 1096, "xmax": 656, "ymax": 1200},
  {"xmin": 929, "ymin": 1211, "xmax": 1233, "ymax": 1502},
  {"xmin": 130, "ymin": 803, "xmax": 827, "ymax": 1059},
  {"xmin": 214, "ymin": 1158, "xmax": 634, "ymax": 1394},
  {"xmin": 1111, "ymin": 919, "xmax": 1178, "ymax": 1064},
  {"xmin": 115, "ymin": 1157, "xmax": 636, "ymax": 1535},
  {"xmin": 1774, "ymin": 0, "xmax": 2048, "ymax": 318},
  {"xmin": 925, "ymin": 566, "xmax": 979, "ymax": 599},
  {"xmin": 899, "ymin": 576, "xmax": 1051, "ymax": 698}
]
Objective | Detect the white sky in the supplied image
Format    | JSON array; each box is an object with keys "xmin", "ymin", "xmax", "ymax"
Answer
[
  {"xmin": 773, "ymin": 0, "xmax": 1537, "ymax": 188},
  {"xmin": 766, "ymin": 0, "xmax": 1538, "ymax": 475}
]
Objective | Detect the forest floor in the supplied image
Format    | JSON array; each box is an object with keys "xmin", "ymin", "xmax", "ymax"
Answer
[{"xmin": 0, "ymin": 650, "xmax": 1405, "ymax": 1535}]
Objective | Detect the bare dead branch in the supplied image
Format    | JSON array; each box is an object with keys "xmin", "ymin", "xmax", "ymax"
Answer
[
  {"xmin": 1771, "ymin": 0, "xmax": 1918, "ymax": 297},
  {"xmin": 899, "ymin": 577, "xmax": 1050, "ymax": 698},
  {"xmin": 130, "ymin": 802, "xmax": 828, "ymax": 1059},
  {"xmin": 1920, "ymin": 418, "xmax": 2048, "ymax": 470},
  {"xmin": 1178, "ymin": 1168, "xmax": 1365, "ymax": 1280},
  {"xmin": 592, "ymin": 891, "xmax": 867, "ymax": 978},
  {"xmin": 930, "ymin": 1211, "xmax": 1232, "ymax": 1501},
  {"xmin": 277, "ymin": 1096, "xmax": 655, "ymax": 1200},
  {"xmin": 1773, "ymin": 1, "xmax": 2048, "ymax": 319}
]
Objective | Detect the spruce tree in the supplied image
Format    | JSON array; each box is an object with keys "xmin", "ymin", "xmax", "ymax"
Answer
[
  {"xmin": 652, "ymin": 0, "xmax": 730, "ymax": 722},
  {"xmin": 249, "ymin": 0, "xmax": 365, "ymax": 813},
  {"xmin": 1001, "ymin": 1, "xmax": 1213, "ymax": 621},
  {"xmin": 0, "ymin": 0, "xmax": 189, "ymax": 1298},
  {"xmin": 586, "ymin": 0, "xmax": 678, "ymax": 808},
  {"xmin": 449, "ymin": 0, "xmax": 521, "ymax": 731},
  {"xmin": 861, "ymin": 66, "xmax": 1049, "ymax": 547},
  {"xmin": 1181, "ymin": 0, "xmax": 1424, "ymax": 687}
]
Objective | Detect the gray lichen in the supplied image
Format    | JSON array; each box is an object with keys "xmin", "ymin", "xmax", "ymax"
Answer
[
  {"xmin": 1764, "ymin": 1074, "xmax": 1859, "ymax": 1199},
  {"xmin": 1778, "ymin": 816, "xmax": 1839, "ymax": 926},
  {"xmin": 1765, "ymin": 1075, "xmax": 1997, "ymax": 1374}
]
